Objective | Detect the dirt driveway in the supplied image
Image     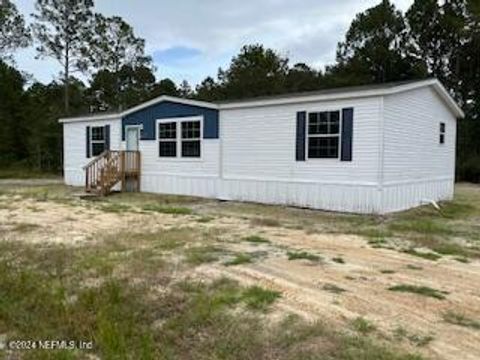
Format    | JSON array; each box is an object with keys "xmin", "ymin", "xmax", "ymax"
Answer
[{"xmin": 1, "ymin": 183, "xmax": 479, "ymax": 359}]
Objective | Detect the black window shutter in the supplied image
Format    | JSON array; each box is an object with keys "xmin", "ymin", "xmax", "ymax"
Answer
[
  {"xmin": 105, "ymin": 125, "xmax": 110, "ymax": 150},
  {"xmin": 86, "ymin": 126, "xmax": 90, "ymax": 158},
  {"xmin": 296, "ymin": 111, "xmax": 306, "ymax": 161},
  {"xmin": 341, "ymin": 108, "xmax": 353, "ymax": 161}
]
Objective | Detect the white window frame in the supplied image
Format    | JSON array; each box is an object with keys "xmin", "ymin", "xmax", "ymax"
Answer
[
  {"xmin": 306, "ymin": 110, "xmax": 342, "ymax": 160},
  {"xmin": 90, "ymin": 126, "xmax": 106, "ymax": 157},
  {"xmin": 156, "ymin": 116, "xmax": 203, "ymax": 161}
]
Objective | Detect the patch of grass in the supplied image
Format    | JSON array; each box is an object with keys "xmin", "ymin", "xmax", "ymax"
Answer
[
  {"xmin": 454, "ymin": 257, "xmax": 470, "ymax": 263},
  {"xmin": 287, "ymin": 251, "xmax": 321, "ymax": 262},
  {"xmin": 368, "ymin": 238, "xmax": 387, "ymax": 246},
  {"xmin": 0, "ymin": 235, "xmax": 424, "ymax": 360},
  {"xmin": 389, "ymin": 219, "xmax": 452, "ymax": 236},
  {"xmin": 393, "ymin": 327, "xmax": 435, "ymax": 347},
  {"xmin": 443, "ymin": 311, "xmax": 480, "ymax": 330},
  {"xmin": 142, "ymin": 204, "xmax": 193, "ymax": 215},
  {"xmin": 351, "ymin": 317, "xmax": 376, "ymax": 334},
  {"xmin": 185, "ymin": 245, "xmax": 222, "ymax": 265},
  {"xmin": 241, "ymin": 286, "xmax": 281, "ymax": 311},
  {"xmin": 0, "ymin": 168, "xmax": 60, "ymax": 179},
  {"xmin": 0, "ymin": 265, "xmax": 160, "ymax": 358},
  {"xmin": 406, "ymin": 264, "xmax": 423, "ymax": 270},
  {"xmin": 12, "ymin": 222, "xmax": 41, "ymax": 233},
  {"xmin": 431, "ymin": 242, "xmax": 470, "ymax": 257},
  {"xmin": 196, "ymin": 216, "xmax": 214, "ymax": 223},
  {"xmin": 388, "ymin": 284, "xmax": 447, "ymax": 300},
  {"xmin": 115, "ymin": 227, "xmax": 196, "ymax": 251},
  {"xmin": 322, "ymin": 283, "xmax": 347, "ymax": 294},
  {"xmin": 332, "ymin": 256, "xmax": 345, "ymax": 264},
  {"xmin": 403, "ymin": 249, "xmax": 442, "ymax": 261},
  {"xmin": 250, "ymin": 217, "xmax": 281, "ymax": 227},
  {"xmin": 224, "ymin": 253, "xmax": 253, "ymax": 266},
  {"xmin": 99, "ymin": 203, "xmax": 133, "ymax": 213},
  {"xmin": 380, "ymin": 269, "xmax": 396, "ymax": 274},
  {"xmin": 243, "ymin": 235, "xmax": 270, "ymax": 244},
  {"xmin": 439, "ymin": 201, "xmax": 477, "ymax": 219}
]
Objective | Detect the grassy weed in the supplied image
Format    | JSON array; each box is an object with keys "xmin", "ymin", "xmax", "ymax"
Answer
[
  {"xmin": 388, "ymin": 284, "xmax": 447, "ymax": 300},
  {"xmin": 142, "ymin": 203, "xmax": 193, "ymax": 215},
  {"xmin": 224, "ymin": 253, "xmax": 253, "ymax": 266},
  {"xmin": 287, "ymin": 251, "xmax": 321, "ymax": 262},
  {"xmin": 351, "ymin": 317, "xmax": 376, "ymax": 334},
  {"xmin": 244, "ymin": 235, "xmax": 270, "ymax": 244},
  {"xmin": 443, "ymin": 311, "xmax": 480, "ymax": 330}
]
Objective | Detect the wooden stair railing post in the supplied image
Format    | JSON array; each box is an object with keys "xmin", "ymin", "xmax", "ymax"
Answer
[
  {"xmin": 136, "ymin": 151, "xmax": 141, "ymax": 192},
  {"xmin": 83, "ymin": 150, "xmax": 139, "ymax": 195}
]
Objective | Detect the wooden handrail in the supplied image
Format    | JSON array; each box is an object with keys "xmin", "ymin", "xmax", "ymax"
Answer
[
  {"xmin": 84, "ymin": 150, "xmax": 140, "ymax": 195},
  {"xmin": 83, "ymin": 150, "xmax": 109, "ymax": 170}
]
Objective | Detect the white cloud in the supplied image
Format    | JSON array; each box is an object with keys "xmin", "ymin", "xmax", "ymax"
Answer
[{"xmin": 14, "ymin": 0, "xmax": 414, "ymax": 86}]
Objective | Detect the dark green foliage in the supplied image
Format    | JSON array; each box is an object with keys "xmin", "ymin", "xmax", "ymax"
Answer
[
  {"xmin": 87, "ymin": 14, "xmax": 154, "ymax": 111},
  {"xmin": 0, "ymin": 61, "xmax": 28, "ymax": 165},
  {"xmin": 217, "ymin": 44, "xmax": 289, "ymax": 99},
  {"xmin": 32, "ymin": 0, "xmax": 95, "ymax": 113},
  {"xmin": 331, "ymin": 0, "xmax": 427, "ymax": 84},
  {"xmin": 0, "ymin": 0, "xmax": 31, "ymax": 58},
  {"xmin": 153, "ymin": 78, "xmax": 179, "ymax": 97}
]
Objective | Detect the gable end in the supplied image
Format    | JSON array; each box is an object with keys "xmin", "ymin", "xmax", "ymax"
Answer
[{"xmin": 122, "ymin": 100, "xmax": 219, "ymax": 140}]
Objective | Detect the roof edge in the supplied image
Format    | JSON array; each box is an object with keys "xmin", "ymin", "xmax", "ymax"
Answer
[
  {"xmin": 218, "ymin": 78, "xmax": 464, "ymax": 118},
  {"xmin": 59, "ymin": 95, "xmax": 219, "ymax": 124},
  {"xmin": 59, "ymin": 79, "xmax": 464, "ymax": 124},
  {"xmin": 59, "ymin": 112, "xmax": 121, "ymax": 123}
]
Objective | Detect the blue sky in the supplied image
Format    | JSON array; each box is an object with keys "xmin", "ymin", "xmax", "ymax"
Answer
[{"xmin": 14, "ymin": 0, "xmax": 413, "ymax": 87}]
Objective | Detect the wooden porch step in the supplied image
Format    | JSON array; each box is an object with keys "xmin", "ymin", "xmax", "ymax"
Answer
[{"xmin": 83, "ymin": 150, "xmax": 141, "ymax": 196}]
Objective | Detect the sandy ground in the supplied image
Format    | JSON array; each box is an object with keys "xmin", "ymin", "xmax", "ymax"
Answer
[{"xmin": 1, "ymin": 195, "xmax": 479, "ymax": 360}]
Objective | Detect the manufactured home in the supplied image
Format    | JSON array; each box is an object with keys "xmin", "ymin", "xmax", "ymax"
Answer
[{"xmin": 59, "ymin": 79, "xmax": 464, "ymax": 214}]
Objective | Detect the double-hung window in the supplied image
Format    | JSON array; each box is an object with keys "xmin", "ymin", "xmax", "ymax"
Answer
[
  {"xmin": 307, "ymin": 111, "xmax": 340, "ymax": 159},
  {"xmin": 159, "ymin": 122, "xmax": 177, "ymax": 157},
  {"xmin": 158, "ymin": 118, "xmax": 201, "ymax": 158},
  {"xmin": 91, "ymin": 126, "xmax": 106, "ymax": 156},
  {"xmin": 181, "ymin": 121, "xmax": 201, "ymax": 157}
]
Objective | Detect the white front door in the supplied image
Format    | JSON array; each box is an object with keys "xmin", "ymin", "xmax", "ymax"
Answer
[{"xmin": 126, "ymin": 127, "xmax": 140, "ymax": 151}]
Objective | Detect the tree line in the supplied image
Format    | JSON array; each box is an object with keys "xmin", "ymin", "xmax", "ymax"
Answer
[{"xmin": 0, "ymin": 0, "xmax": 479, "ymax": 182}]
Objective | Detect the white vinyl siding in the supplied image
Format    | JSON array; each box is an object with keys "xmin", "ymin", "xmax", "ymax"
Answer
[
  {"xmin": 221, "ymin": 97, "xmax": 382, "ymax": 184},
  {"xmin": 382, "ymin": 86, "xmax": 457, "ymax": 212},
  {"xmin": 63, "ymin": 119, "xmax": 121, "ymax": 186},
  {"xmin": 383, "ymin": 87, "xmax": 456, "ymax": 183}
]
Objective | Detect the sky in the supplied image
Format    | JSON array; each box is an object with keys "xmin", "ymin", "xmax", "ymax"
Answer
[{"xmin": 14, "ymin": 0, "xmax": 413, "ymax": 87}]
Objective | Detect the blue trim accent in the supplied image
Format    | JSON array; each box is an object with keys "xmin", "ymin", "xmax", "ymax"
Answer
[
  {"xmin": 122, "ymin": 101, "xmax": 219, "ymax": 140},
  {"xmin": 341, "ymin": 108, "xmax": 353, "ymax": 161},
  {"xmin": 86, "ymin": 126, "xmax": 90, "ymax": 158},
  {"xmin": 296, "ymin": 111, "xmax": 306, "ymax": 161},
  {"xmin": 105, "ymin": 124, "xmax": 110, "ymax": 150}
]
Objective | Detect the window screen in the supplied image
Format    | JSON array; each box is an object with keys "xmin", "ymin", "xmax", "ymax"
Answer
[
  {"xmin": 307, "ymin": 111, "xmax": 340, "ymax": 158},
  {"xmin": 159, "ymin": 122, "xmax": 177, "ymax": 157},
  {"xmin": 181, "ymin": 121, "xmax": 201, "ymax": 158},
  {"xmin": 90, "ymin": 126, "xmax": 106, "ymax": 156}
]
